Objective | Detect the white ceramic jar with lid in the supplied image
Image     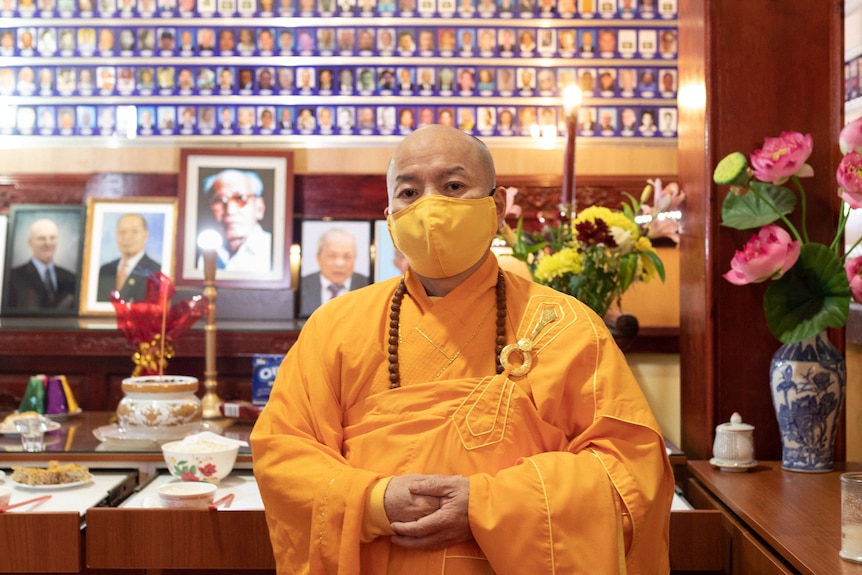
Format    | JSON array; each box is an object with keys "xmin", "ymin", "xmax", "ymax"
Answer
[
  {"xmin": 116, "ymin": 376, "xmax": 202, "ymax": 440},
  {"xmin": 711, "ymin": 412, "xmax": 756, "ymax": 471}
]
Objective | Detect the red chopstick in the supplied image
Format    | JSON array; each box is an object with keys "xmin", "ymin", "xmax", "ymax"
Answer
[
  {"xmin": 208, "ymin": 493, "xmax": 234, "ymax": 511},
  {"xmin": 0, "ymin": 494, "xmax": 52, "ymax": 513}
]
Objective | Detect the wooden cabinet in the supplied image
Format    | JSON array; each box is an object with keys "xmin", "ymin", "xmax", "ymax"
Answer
[
  {"xmin": 85, "ymin": 508, "xmax": 274, "ymax": 572},
  {"xmin": 0, "ymin": 412, "xmax": 716, "ymax": 574},
  {"xmin": 687, "ymin": 460, "xmax": 862, "ymax": 575}
]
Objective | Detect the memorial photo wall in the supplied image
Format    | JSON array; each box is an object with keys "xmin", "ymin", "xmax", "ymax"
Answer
[{"xmin": 0, "ymin": 0, "xmax": 679, "ymax": 139}]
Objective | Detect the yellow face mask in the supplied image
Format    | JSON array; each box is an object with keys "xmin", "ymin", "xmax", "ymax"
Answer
[{"xmin": 387, "ymin": 195, "xmax": 498, "ymax": 279}]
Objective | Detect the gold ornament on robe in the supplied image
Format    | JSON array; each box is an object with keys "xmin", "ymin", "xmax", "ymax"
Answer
[{"xmin": 499, "ymin": 306, "xmax": 559, "ymax": 376}]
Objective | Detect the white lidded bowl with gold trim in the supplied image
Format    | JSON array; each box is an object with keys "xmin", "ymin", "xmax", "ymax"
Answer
[{"xmin": 116, "ymin": 376, "xmax": 201, "ymax": 440}]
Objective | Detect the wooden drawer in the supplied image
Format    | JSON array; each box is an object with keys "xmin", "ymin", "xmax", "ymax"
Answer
[
  {"xmin": 0, "ymin": 470, "xmax": 136, "ymax": 574},
  {"xmin": 85, "ymin": 507, "xmax": 275, "ymax": 570},
  {"xmin": 0, "ymin": 512, "xmax": 82, "ymax": 573},
  {"xmin": 670, "ymin": 507, "xmax": 724, "ymax": 572}
]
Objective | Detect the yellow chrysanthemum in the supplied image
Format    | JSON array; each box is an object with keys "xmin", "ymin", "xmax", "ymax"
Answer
[
  {"xmin": 534, "ymin": 248, "xmax": 584, "ymax": 282},
  {"xmin": 575, "ymin": 206, "xmax": 640, "ymax": 240},
  {"xmin": 635, "ymin": 236, "xmax": 653, "ymax": 252}
]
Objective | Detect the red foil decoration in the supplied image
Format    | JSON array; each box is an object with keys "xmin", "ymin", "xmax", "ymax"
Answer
[{"xmin": 110, "ymin": 272, "xmax": 208, "ymax": 376}]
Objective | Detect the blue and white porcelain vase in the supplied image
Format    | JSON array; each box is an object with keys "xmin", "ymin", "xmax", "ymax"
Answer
[{"xmin": 769, "ymin": 331, "xmax": 846, "ymax": 472}]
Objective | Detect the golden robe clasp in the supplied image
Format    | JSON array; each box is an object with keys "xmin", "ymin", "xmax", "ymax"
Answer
[{"xmin": 499, "ymin": 307, "xmax": 558, "ymax": 376}]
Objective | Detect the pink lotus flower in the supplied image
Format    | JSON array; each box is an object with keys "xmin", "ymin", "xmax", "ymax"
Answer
[
  {"xmin": 840, "ymin": 117, "xmax": 862, "ymax": 155},
  {"xmin": 749, "ymin": 131, "xmax": 814, "ymax": 185},
  {"xmin": 723, "ymin": 225, "xmax": 801, "ymax": 285},
  {"xmin": 837, "ymin": 151, "xmax": 862, "ymax": 209},
  {"xmin": 845, "ymin": 255, "xmax": 862, "ymax": 304}
]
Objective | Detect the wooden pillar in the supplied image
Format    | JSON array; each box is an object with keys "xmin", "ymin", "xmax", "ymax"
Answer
[{"xmin": 677, "ymin": 0, "xmax": 845, "ymax": 461}]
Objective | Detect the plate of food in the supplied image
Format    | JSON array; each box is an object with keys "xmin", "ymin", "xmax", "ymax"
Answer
[
  {"xmin": 10, "ymin": 478, "xmax": 92, "ymax": 490},
  {"xmin": 9, "ymin": 461, "xmax": 91, "ymax": 489}
]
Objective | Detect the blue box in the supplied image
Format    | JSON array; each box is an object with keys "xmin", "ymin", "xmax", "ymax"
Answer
[{"xmin": 252, "ymin": 354, "xmax": 283, "ymax": 406}]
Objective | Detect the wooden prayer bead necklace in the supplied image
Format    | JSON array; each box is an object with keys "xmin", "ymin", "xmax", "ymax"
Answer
[{"xmin": 388, "ymin": 269, "xmax": 506, "ymax": 389}]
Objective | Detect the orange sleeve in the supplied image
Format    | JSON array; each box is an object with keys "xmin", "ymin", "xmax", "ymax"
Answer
[{"xmin": 360, "ymin": 477, "xmax": 395, "ymax": 542}]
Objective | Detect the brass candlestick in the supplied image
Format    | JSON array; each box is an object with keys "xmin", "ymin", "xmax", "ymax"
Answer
[{"xmin": 198, "ymin": 231, "xmax": 223, "ymax": 419}]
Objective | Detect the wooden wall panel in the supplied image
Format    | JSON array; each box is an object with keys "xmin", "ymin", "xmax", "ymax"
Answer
[{"xmin": 678, "ymin": 0, "xmax": 844, "ymax": 461}]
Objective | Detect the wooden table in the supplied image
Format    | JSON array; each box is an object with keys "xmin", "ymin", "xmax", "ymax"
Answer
[{"xmin": 689, "ymin": 460, "xmax": 862, "ymax": 575}]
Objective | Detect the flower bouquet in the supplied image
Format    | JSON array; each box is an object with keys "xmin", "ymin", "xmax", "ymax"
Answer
[
  {"xmin": 110, "ymin": 272, "xmax": 208, "ymax": 377},
  {"xmin": 501, "ymin": 180, "xmax": 684, "ymax": 318},
  {"xmin": 713, "ymin": 125, "xmax": 862, "ymax": 343},
  {"xmin": 713, "ymin": 121, "xmax": 862, "ymax": 471}
]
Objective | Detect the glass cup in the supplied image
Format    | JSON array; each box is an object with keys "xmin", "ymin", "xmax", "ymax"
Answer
[
  {"xmin": 14, "ymin": 418, "xmax": 46, "ymax": 452},
  {"xmin": 842, "ymin": 472, "xmax": 862, "ymax": 563}
]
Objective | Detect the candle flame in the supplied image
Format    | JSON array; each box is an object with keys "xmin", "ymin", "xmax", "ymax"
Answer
[{"xmin": 563, "ymin": 85, "xmax": 583, "ymax": 118}]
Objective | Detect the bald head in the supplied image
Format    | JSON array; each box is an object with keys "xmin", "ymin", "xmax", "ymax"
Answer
[
  {"xmin": 386, "ymin": 125, "xmax": 497, "ymax": 203},
  {"xmin": 28, "ymin": 218, "xmax": 59, "ymax": 265}
]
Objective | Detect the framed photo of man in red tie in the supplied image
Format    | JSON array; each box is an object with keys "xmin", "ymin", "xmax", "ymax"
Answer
[
  {"xmin": 1, "ymin": 203, "xmax": 84, "ymax": 317},
  {"xmin": 298, "ymin": 220, "xmax": 370, "ymax": 318},
  {"xmin": 78, "ymin": 197, "xmax": 177, "ymax": 316}
]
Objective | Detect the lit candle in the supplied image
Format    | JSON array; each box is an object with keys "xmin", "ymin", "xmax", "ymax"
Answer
[
  {"xmin": 561, "ymin": 85, "xmax": 583, "ymax": 211},
  {"xmin": 290, "ymin": 244, "xmax": 301, "ymax": 288}
]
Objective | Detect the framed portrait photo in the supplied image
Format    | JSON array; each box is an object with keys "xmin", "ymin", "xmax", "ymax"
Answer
[
  {"xmin": 373, "ymin": 219, "xmax": 405, "ymax": 283},
  {"xmin": 178, "ymin": 148, "xmax": 294, "ymax": 288},
  {"xmin": 1, "ymin": 204, "xmax": 85, "ymax": 317},
  {"xmin": 299, "ymin": 220, "xmax": 370, "ymax": 318},
  {"xmin": 79, "ymin": 197, "xmax": 178, "ymax": 315}
]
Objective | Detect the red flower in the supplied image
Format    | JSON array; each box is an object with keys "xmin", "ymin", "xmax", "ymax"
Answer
[
  {"xmin": 200, "ymin": 463, "xmax": 217, "ymax": 477},
  {"xmin": 575, "ymin": 218, "xmax": 617, "ymax": 247}
]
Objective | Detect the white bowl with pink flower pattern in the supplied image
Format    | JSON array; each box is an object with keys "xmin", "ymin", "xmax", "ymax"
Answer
[{"xmin": 161, "ymin": 436, "xmax": 240, "ymax": 483}]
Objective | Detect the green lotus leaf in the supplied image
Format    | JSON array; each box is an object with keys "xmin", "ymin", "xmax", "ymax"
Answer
[
  {"xmin": 721, "ymin": 181, "xmax": 797, "ymax": 230},
  {"xmin": 763, "ymin": 243, "xmax": 850, "ymax": 343}
]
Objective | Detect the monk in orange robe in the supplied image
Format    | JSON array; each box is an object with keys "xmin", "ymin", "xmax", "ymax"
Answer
[{"xmin": 251, "ymin": 125, "xmax": 674, "ymax": 574}]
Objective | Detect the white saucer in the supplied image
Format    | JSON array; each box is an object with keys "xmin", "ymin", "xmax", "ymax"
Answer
[
  {"xmin": 709, "ymin": 457, "xmax": 758, "ymax": 472},
  {"xmin": 93, "ymin": 422, "xmax": 223, "ymax": 444}
]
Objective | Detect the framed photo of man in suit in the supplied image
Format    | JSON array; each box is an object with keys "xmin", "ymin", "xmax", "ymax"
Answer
[
  {"xmin": 299, "ymin": 220, "xmax": 370, "ymax": 318},
  {"xmin": 177, "ymin": 148, "xmax": 294, "ymax": 288},
  {"xmin": 79, "ymin": 197, "xmax": 177, "ymax": 315},
  {"xmin": 1, "ymin": 204, "xmax": 84, "ymax": 317}
]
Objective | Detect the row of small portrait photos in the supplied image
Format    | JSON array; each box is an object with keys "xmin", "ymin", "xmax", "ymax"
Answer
[
  {"xmin": 0, "ymin": 26, "xmax": 678, "ymax": 60},
  {"xmin": 0, "ymin": 103, "xmax": 679, "ymax": 138},
  {"xmin": 0, "ymin": 0, "xmax": 678, "ymax": 20},
  {"xmin": 0, "ymin": 64, "xmax": 678, "ymax": 98}
]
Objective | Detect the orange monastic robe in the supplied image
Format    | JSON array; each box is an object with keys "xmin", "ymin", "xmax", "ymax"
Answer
[{"xmin": 251, "ymin": 254, "xmax": 673, "ymax": 575}]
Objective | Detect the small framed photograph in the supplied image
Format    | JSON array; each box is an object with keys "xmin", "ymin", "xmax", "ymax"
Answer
[
  {"xmin": 373, "ymin": 219, "xmax": 406, "ymax": 283},
  {"xmin": 177, "ymin": 149, "xmax": 294, "ymax": 288},
  {"xmin": 299, "ymin": 220, "xmax": 371, "ymax": 317},
  {"xmin": 79, "ymin": 197, "xmax": 177, "ymax": 315},
  {"xmin": 1, "ymin": 204, "xmax": 84, "ymax": 316}
]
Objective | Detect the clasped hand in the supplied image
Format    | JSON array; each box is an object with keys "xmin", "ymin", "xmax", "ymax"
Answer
[{"xmin": 383, "ymin": 473, "xmax": 472, "ymax": 550}]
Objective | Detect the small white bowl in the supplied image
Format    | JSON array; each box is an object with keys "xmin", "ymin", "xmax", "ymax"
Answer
[
  {"xmin": 161, "ymin": 439, "xmax": 239, "ymax": 483},
  {"xmin": 0, "ymin": 486, "xmax": 12, "ymax": 507},
  {"xmin": 157, "ymin": 481, "xmax": 217, "ymax": 509}
]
